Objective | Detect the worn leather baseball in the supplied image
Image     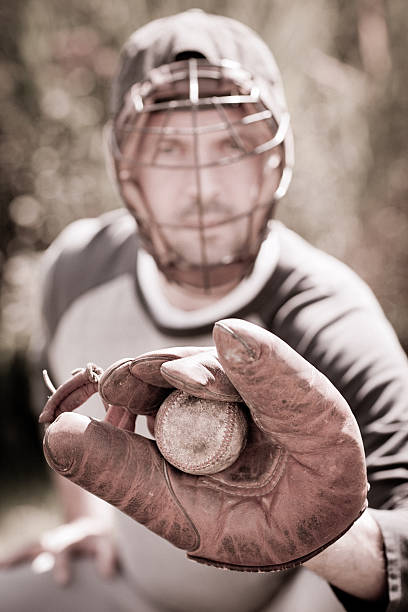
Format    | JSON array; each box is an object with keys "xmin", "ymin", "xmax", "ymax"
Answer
[{"xmin": 154, "ymin": 390, "xmax": 248, "ymax": 475}]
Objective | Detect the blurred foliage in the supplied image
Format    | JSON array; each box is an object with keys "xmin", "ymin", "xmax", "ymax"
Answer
[{"xmin": 0, "ymin": 0, "xmax": 407, "ymax": 354}]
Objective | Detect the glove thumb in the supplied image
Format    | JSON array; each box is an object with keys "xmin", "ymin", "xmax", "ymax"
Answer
[{"xmin": 43, "ymin": 413, "xmax": 199, "ymax": 552}]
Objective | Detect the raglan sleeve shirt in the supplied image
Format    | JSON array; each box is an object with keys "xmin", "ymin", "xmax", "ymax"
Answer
[
  {"xmin": 260, "ymin": 226, "xmax": 408, "ymax": 611},
  {"xmin": 36, "ymin": 215, "xmax": 408, "ymax": 611}
]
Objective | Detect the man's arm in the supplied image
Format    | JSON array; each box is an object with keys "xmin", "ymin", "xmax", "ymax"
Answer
[
  {"xmin": 304, "ymin": 509, "xmax": 387, "ymax": 602},
  {"xmin": 0, "ymin": 470, "xmax": 118, "ymax": 584}
]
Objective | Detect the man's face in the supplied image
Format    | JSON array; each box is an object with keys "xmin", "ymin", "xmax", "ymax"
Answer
[{"xmin": 119, "ymin": 105, "xmax": 282, "ymax": 273}]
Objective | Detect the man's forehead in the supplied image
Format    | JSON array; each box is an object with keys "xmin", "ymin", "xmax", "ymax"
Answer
[{"xmin": 146, "ymin": 106, "xmax": 247, "ymax": 129}]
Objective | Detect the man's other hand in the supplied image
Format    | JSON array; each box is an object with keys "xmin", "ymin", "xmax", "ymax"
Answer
[{"xmin": 0, "ymin": 517, "xmax": 120, "ymax": 586}]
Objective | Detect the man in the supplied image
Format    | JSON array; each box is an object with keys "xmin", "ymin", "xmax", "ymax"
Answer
[{"xmin": 2, "ymin": 9, "xmax": 408, "ymax": 611}]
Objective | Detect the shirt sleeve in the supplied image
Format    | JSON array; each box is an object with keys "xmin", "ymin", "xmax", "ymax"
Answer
[
  {"xmin": 261, "ymin": 230, "xmax": 408, "ymax": 611},
  {"xmin": 28, "ymin": 240, "xmax": 60, "ymax": 416},
  {"xmin": 29, "ymin": 216, "xmax": 109, "ymax": 416},
  {"xmin": 30, "ymin": 210, "xmax": 138, "ymax": 418}
]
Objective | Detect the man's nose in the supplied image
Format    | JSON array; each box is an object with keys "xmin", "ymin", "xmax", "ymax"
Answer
[{"xmin": 187, "ymin": 166, "xmax": 221, "ymax": 207}]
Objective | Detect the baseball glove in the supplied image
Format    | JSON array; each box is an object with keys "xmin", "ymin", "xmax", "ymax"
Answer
[{"xmin": 40, "ymin": 318, "xmax": 368, "ymax": 571}]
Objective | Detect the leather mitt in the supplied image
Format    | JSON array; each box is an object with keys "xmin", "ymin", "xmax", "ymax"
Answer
[{"xmin": 40, "ymin": 318, "xmax": 368, "ymax": 572}]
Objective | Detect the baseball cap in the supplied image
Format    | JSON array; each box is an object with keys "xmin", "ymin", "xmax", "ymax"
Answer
[{"xmin": 111, "ymin": 9, "xmax": 287, "ymax": 117}]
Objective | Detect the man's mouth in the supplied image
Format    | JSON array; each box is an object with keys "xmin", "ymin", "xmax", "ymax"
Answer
[{"xmin": 161, "ymin": 210, "xmax": 249, "ymax": 230}]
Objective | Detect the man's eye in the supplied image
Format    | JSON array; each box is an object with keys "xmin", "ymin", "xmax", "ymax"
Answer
[
  {"xmin": 223, "ymin": 138, "xmax": 241, "ymax": 152},
  {"xmin": 158, "ymin": 140, "xmax": 178, "ymax": 154}
]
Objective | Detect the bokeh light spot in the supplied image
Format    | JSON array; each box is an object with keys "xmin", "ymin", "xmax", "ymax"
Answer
[{"xmin": 9, "ymin": 195, "xmax": 43, "ymax": 228}]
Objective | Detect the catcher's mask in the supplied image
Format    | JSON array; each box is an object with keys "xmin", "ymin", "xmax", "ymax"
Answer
[{"xmin": 109, "ymin": 58, "xmax": 293, "ymax": 292}]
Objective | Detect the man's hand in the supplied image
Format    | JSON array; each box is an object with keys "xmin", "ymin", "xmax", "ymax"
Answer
[
  {"xmin": 0, "ymin": 517, "xmax": 120, "ymax": 586},
  {"xmin": 40, "ymin": 318, "xmax": 368, "ymax": 573}
]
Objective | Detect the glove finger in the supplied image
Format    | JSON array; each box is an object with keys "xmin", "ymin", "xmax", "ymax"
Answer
[
  {"xmin": 213, "ymin": 318, "xmax": 367, "ymax": 471},
  {"xmin": 43, "ymin": 413, "xmax": 199, "ymax": 553},
  {"xmin": 99, "ymin": 358, "xmax": 169, "ymax": 415},
  {"xmin": 104, "ymin": 405, "xmax": 136, "ymax": 431},
  {"xmin": 118, "ymin": 409, "xmax": 137, "ymax": 431},
  {"xmin": 105, "ymin": 404, "xmax": 126, "ymax": 427},
  {"xmin": 214, "ymin": 319, "xmax": 355, "ymax": 438},
  {"xmin": 160, "ymin": 351, "xmax": 241, "ymax": 402},
  {"xmin": 99, "ymin": 348, "xmax": 209, "ymax": 415},
  {"xmin": 213, "ymin": 318, "xmax": 368, "ymax": 538},
  {"xmin": 130, "ymin": 346, "xmax": 212, "ymax": 387},
  {"xmin": 39, "ymin": 364, "xmax": 102, "ymax": 424}
]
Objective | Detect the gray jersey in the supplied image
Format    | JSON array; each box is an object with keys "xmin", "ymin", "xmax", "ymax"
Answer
[{"xmin": 38, "ymin": 208, "xmax": 408, "ymax": 611}]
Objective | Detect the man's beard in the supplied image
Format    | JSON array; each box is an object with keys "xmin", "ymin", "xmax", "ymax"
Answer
[{"xmin": 159, "ymin": 212, "xmax": 252, "ymax": 267}]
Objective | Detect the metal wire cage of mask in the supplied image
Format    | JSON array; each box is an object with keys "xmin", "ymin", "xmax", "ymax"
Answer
[{"xmin": 110, "ymin": 58, "xmax": 293, "ymax": 291}]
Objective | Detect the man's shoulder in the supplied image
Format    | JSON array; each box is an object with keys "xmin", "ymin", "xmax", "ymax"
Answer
[
  {"xmin": 48, "ymin": 208, "xmax": 136, "ymax": 261},
  {"xmin": 274, "ymin": 223, "xmax": 376, "ymax": 302},
  {"xmin": 43, "ymin": 208, "xmax": 137, "ymax": 281},
  {"xmin": 257, "ymin": 223, "xmax": 383, "ymax": 339},
  {"xmin": 40, "ymin": 208, "xmax": 138, "ymax": 335}
]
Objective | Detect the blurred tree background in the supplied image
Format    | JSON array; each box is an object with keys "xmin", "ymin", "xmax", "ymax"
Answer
[{"xmin": 0, "ymin": 0, "xmax": 407, "ymax": 550}]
